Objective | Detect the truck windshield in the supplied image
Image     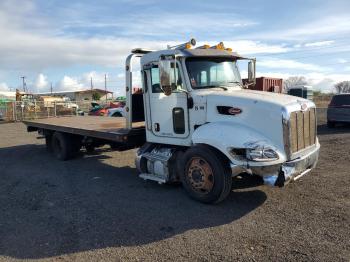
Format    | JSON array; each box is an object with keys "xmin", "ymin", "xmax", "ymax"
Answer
[{"xmin": 186, "ymin": 57, "xmax": 242, "ymax": 89}]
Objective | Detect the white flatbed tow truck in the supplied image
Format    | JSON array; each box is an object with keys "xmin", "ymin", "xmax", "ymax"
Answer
[{"xmin": 24, "ymin": 39, "xmax": 320, "ymax": 203}]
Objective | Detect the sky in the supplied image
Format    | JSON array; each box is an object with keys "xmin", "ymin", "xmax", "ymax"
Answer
[{"xmin": 0, "ymin": 0, "xmax": 349, "ymax": 95}]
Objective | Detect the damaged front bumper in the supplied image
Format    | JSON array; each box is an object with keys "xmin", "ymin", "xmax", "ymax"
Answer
[{"xmin": 231, "ymin": 142, "xmax": 320, "ymax": 187}]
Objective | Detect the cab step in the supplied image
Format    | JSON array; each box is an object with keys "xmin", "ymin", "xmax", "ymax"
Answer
[{"xmin": 139, "ymin": 173, "xmax": 166, "ymax": 184}]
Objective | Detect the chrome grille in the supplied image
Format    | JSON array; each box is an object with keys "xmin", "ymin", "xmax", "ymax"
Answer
[{"xmin": 289, "ymin": 108, "xmax": 316, "ymax": 153}]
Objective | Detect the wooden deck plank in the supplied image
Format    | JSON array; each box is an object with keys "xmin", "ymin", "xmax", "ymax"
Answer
[{"xmin": 23, "ymin": 116, "xmax": 145, "ymax": 143}]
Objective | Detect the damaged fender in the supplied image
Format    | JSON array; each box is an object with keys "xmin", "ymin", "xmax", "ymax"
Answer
[{"xmin": 192, "ymin": 121, "xmax": 287, "ymax": 167}]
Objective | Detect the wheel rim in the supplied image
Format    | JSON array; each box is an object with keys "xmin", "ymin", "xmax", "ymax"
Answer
[{"xmin": 187, "ymin": 157, "xmax": 214, "ymax": 194}]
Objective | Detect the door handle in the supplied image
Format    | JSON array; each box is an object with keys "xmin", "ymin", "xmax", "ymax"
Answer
[{"xmin": 154, "ymin": 123, "xmax": 160, "ymax": 132}]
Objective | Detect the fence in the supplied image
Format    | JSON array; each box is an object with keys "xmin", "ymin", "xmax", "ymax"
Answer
[
  {"xmin": 0, "ymin": 101, "xmax": 96, "ymax": 122},
  {"xmin": 0, "ymin": 100, "xmax": 328, "ymax": 125}
]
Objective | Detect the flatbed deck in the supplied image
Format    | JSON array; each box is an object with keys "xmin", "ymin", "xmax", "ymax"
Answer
[{"xmin": 23, "ymin": 116, "xmax": 145, "ymax": 143}]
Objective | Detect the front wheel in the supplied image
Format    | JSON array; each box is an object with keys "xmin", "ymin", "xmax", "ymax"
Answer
[{"xmin": 180, "ymin": 145, "xmax": 232, "ymax": 204}]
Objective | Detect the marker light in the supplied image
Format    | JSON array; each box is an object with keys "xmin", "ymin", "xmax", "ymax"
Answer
[
  {"xmin": 217, "ymin": 42, "xmax": 225, "ymax": 50},
  {"xmin": 226, "ymin": 47, "xmax": 233, "ymax": 52},
  {"xmin": 211, "ymin": 42, "xmax": 225, "ymax": 50},
  {"xmin": 196, "ymin": 44, "xmax": 210, "ymax": 49}
]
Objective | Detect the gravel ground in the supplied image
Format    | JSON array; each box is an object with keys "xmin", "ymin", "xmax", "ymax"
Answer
[{"xmin": 0, "ymin": 121, "xmax": 349, "ymax": 262}]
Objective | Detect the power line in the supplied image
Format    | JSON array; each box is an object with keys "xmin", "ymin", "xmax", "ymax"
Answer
[{"xmin": 20, "ymin": 76, "xmax": 27, "ymax": 93}]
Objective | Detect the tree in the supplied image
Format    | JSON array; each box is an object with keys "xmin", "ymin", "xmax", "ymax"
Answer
[
  {"xmin": 334, "ymin": 81, "xmax": 350, "ymax": 93},
  {"xmin": 283, "ymin": 76, "xmax": 308, "ymax": 91},
  {"xmin": 92, "ymin": 92, "xmax": 101, "ymax": 101}
]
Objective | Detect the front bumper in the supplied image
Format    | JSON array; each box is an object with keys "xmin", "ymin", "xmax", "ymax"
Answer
[{"xmin": 231, "ymin": 142, "xmax": 320, "ymax": 186}]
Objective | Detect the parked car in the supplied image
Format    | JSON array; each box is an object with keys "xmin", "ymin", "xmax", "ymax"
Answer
[
  {"xmin": 327, "ymin": 94, "xmax": 350, "ymax": 127},
  {"xmin": 88, "ymin": 102, "xmax": 108, "ymax": 116},
  {"xmin": 107, "ymin": 107, "xmax": 125, "ymax": 117}
]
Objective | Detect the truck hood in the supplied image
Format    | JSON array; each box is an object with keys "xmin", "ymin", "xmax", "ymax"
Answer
[
  {"xmin": 197, "ymin": 89, "xmax": 310, "ymax": 108},
  {"xmin": 195, "ymin": 89, "xmax": 315, "ymax": 155}
]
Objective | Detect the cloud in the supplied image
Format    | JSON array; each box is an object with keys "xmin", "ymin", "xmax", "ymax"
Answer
[
  {"xmin": 252, "ymin": 15, "xmax": 350, "ymax": 41},
  {"xmin": 337, "ymin": 58, "xmax": 348, "ymax": 64},
  {"xmin": 56, "ymin": 76, "xmax": 84, "ymax": 92},
  {"xmin": 46, "ymin": 71, "xmax": 124, "ymax": 94},
  {"xmin": 0, "ymin": 25, "xmax": 289, "ymax": 73},
  {"xmin": 285, "ymin": 16, "xmax": 350, "ymax": 39},
  {"xmin": 213, "ymin": 40, "xmax": 289, "ymax": 55},
  {"xmin": 258, "ymin": 58, "xmax": 328, "ymax": 72},
  {"xmin": 34, "ymin": 73, "xmax": 49, "ymax": 92},
  {"xmin": 304, "ymin": 40, "xmax": 334, "ymax": 47},
  {"xmin": 0, "ymin": 83, "xmax": 10, "ymax": 92},
  {"xmin": 1, "ymin": 0, "xmax": 349, "ymax": 97},
  {"xmin": 61, "ymin": 12, "xmax": 257, "ymax": 39},
  {"xmin": 0, "ymin": 0, "xmax": 277, "ymax": 73}
]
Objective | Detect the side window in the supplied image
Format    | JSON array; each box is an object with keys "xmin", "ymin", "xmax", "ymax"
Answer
[
  {"xmin": 150, "ymin": 63, "xmax": 184, "ymax": 93},
  {"xmin": 200, "ymin": 71, "xmax": 208, "ymax": 86},
  {"xmin": 151, "ymin": 66, "xmax": 161, "ymax": 93},
  {"xmin": 170, "ymin": 62, "xmax": 184, "ymax": 92}
]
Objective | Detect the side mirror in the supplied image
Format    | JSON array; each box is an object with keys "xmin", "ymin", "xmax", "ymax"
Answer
[
  {"xmin": 248, "ymin": 60, "xmax": 256, "ymax": 84},
  {"xmin": 159, "ymin": 57, "xmax": 174, "ymax": 96}
]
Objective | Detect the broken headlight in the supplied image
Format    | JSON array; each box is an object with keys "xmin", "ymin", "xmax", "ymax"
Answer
[{"xmin": 246, "ymin": 147, "xmax": 279, "ymax": 162}]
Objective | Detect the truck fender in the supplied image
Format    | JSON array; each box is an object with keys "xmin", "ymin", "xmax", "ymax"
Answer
[{"xmin": 191, "ymin": 122, "xmax": 285, "ymax": 164}]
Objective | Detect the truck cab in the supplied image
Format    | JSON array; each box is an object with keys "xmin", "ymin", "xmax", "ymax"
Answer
[{"xmin": 128, "ymin": 39, "xmax": 320, "ymax": 203}]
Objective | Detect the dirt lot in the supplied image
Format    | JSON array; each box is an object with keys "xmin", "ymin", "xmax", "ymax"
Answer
[{"xmin": 0, "ymin": 119, "xmax": 349, "ymax": 261}]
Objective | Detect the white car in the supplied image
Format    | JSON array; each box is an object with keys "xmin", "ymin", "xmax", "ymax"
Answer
[{"xmin": 107, "ymin": 107, "xmax": 125, "ymax": 117}]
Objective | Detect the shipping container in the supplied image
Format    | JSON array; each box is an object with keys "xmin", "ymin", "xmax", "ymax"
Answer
[
  {"xmin": 288, "ymin": 85, "xmax": 313, "ymax": 100},
  {"xmin": 243, "ymin": 77, "xmax": 283, "ymax": 93}
]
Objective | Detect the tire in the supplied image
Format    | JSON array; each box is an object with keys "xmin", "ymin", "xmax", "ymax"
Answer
[
  {"xmin": 51, "ymin": 132, "xmax": 72, "ymax": 161},
  {"xmin": 71, "ymin": 136, "xmax": 82, "ymax": 154},
  {"xmin": 85, "ymin": 144, "xmax": 95, "ymax": 153},
  {"xmin": 180, "ymin": 145, "xmax": 232, "ymax": 204},
  {"xmin": 327, "ymin": 121, "xmax": 336, "ymax": 128},
  {"xmin": 111, "ymin": 112, "xmax": 122, "ymax": 117},
  {"xmin": 45, "ymin": 135, "xmax": 52, "ymax": 152}
]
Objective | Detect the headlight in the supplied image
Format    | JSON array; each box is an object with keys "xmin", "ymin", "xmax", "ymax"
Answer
[{"xmin": 246, "ymin": 147, "xmax": 279, "ymax": 162}]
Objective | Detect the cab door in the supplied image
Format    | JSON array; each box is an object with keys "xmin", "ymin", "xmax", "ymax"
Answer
[{"xmin": 146, "ymin": 62, "xmax": 189, "ymax": 138}]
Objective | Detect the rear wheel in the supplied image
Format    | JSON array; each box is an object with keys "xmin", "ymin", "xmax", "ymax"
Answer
[
  {"xmin": 45, "ymin": 134, "xmax": 52, "ymax": 152},
  {"xmin": 51, "ymin": 132, "xmax": 72, "ymax": 161},
  {"xmin": 180, "ymin": 145, "xmax": 232, "ymax": 204},
  {"xmin": 85, "ymin": 144, "xmax": 95, "ymax": 153}
]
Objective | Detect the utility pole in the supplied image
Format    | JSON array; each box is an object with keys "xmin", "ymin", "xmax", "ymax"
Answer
[
  {"xmin": 90, "ymin": 77, "xmax": 93, "ymax": 90},
  {"xmin": 50, "ymin": 82, "xmax": 53, "ymax": 94},
  {"xmin": 21, "ymin": 76, "xmax": 27, "ymax": 93},
  {"xmin": 105, "ymin": 74, "xmax": 107, "ymax": 102}
]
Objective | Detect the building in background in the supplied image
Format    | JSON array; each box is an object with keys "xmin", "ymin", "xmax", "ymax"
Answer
[
  {"xmin": 35, "ymin": 88, "xmax": 113, "ymax": 101},
  {"xmin": 0, "ymin": 91, "xmax": 16, "ymax": 101}
]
